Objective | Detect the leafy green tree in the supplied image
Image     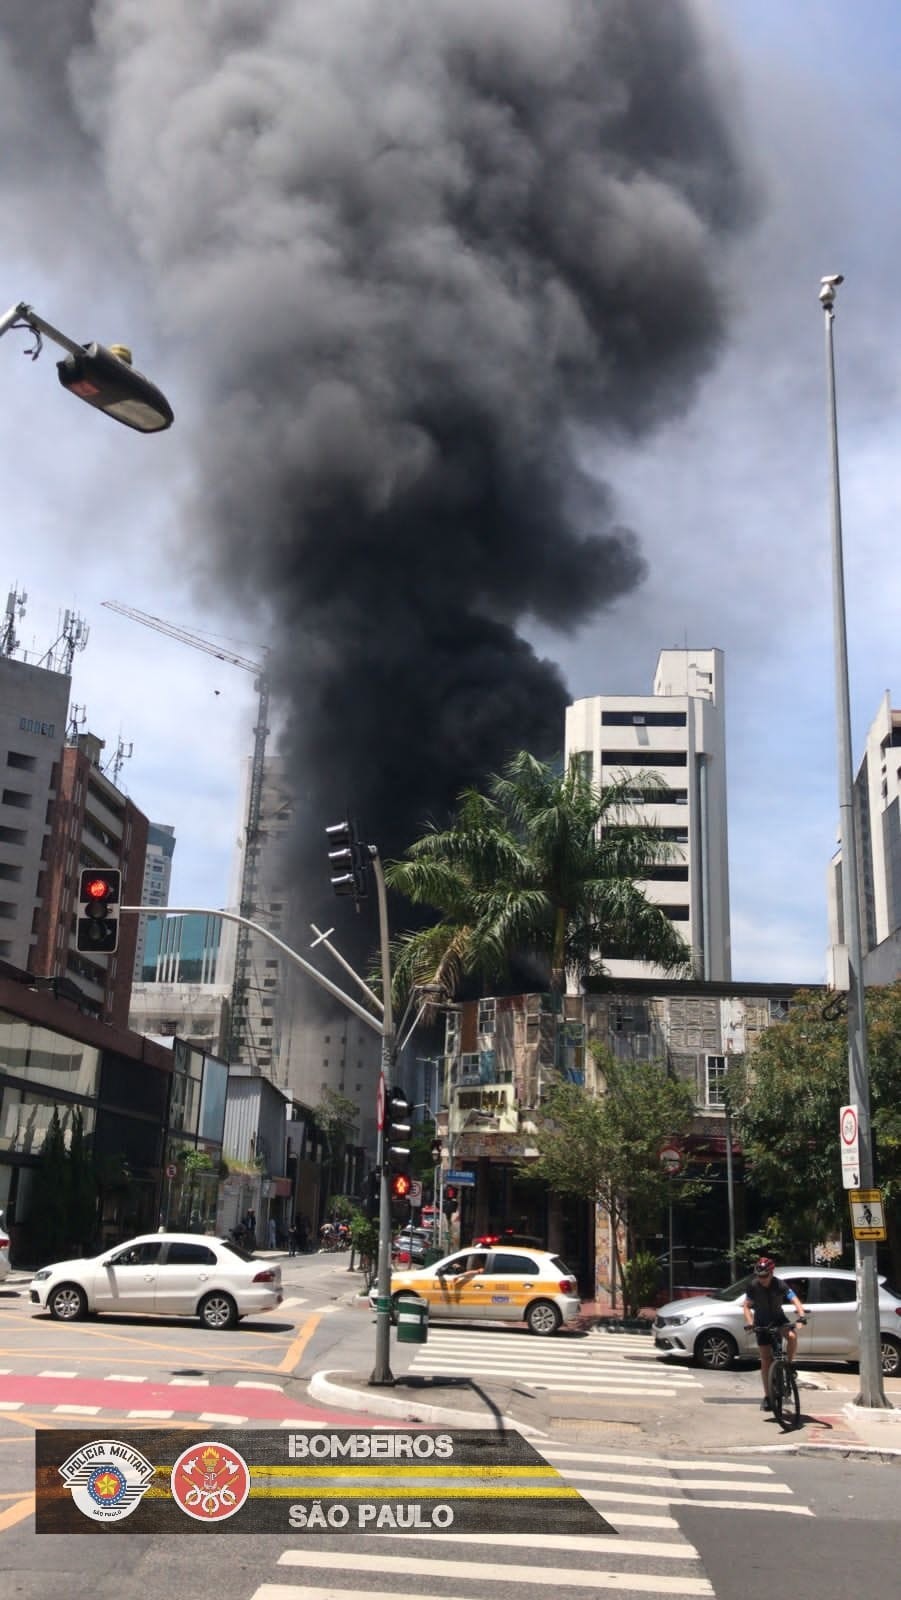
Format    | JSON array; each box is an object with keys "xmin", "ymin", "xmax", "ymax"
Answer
[
  {"xmin": 313, "ymin": 1089, "xmax": 360, "ymax": 1212},
  {"xmin": 67, "ymin": 1107, "xmax": 98, "ymax": 1255},
  {"xmin": 736, "ymin": 983, "xmax": 901, "ymax": 1279},
  {"xmin": 385, "ymin": 750, "xmax": 691, "ymax": 1001},
  {"xmin": 31, "ymin": 1107, "xmax": 70, "ymax": 1263},
  {"xmin": 520, "ymin": 1052, "xmax": 702, "ymax": 1309}
]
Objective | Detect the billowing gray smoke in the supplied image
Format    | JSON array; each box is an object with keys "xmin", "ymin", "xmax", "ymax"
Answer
[{"xmin": 4, "ymin": 1, "xmax": 752, "ymax": 949}]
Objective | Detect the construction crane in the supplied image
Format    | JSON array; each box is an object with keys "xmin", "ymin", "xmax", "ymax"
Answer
[{"xmin": 102, "ymin": 600, "xmax": 270, "ymax": 1065}]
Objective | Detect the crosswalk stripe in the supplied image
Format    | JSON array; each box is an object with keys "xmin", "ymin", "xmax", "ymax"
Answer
[
  {"xmin": 275, "ymin": 1551, "xmax": 714, "ymax": 1594},
  {"xmin": 561, "ymin": 1469, "xmax": 791, "ymax": 1492},
  {"xmin": 388, "ymin": 1531, "xmax": 699, "ymax": 1559},
  {"xmin": 582, "ymin": 1489, "xmax": 813, "ymax": 1515},
  {"xmin": 540, "ymin": 1449, "xmax": 774, "ymax": 1474}
]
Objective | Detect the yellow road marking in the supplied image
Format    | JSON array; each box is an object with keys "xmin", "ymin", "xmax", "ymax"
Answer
[
  {"xmin": 0, "ymin": 1494, "xmax": 34, "ymax": 1532},
  {"xmin": 277, "ymin": 1313, "xmax": 321, "ymax": 1374},
  {"xmin": 250, "ymin": 1464, "xmax": 560, "ymax": 1478}
]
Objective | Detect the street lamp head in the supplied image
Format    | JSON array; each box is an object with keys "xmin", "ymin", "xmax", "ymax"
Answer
[{"xmin": 819, "ymin": 274, "xmax": 845, "ymax": 307}]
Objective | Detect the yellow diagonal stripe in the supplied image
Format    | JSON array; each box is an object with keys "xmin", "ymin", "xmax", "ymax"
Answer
[
  {"xmin": 248, "ymin": 1464, "xmax": 560, "ymax": 1479},
  {"xmin": 146, "ymin": 1485, "xmax": 580, "ymax": 1500}
]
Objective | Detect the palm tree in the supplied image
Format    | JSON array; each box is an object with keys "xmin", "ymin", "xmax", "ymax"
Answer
[{"xmin": 385, "ymin": 750, "xmax": 692, "ymax": 1000}]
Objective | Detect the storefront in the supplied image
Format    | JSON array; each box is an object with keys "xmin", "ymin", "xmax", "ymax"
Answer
[{"xmin": 0, "ymin": 968, "xmax": 173, "ymax": 1266}]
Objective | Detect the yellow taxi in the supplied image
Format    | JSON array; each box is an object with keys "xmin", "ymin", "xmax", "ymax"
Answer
[{"xmin": 384, "ymin": 1244, "xmax": 581, "ymax": 1335}]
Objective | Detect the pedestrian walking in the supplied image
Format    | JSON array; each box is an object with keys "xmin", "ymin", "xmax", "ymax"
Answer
[
  {"xmin": 288, "ymin": 1218, "xmax": 299, "ymax": 1256},
  {"xmin": 268, "ymin": 1215, "xmax": 278, "ymax": 1250}
]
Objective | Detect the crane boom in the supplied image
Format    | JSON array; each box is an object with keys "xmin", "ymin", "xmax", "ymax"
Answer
[
  {"xmin": 101, "ymin": 600, "xmax": 262, "ymax": 675},
  {"xmin": 102, "ymin": 598, "xmax": 272, "ymax": 1071}
]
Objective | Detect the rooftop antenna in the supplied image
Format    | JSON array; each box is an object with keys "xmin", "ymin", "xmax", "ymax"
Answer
[
  {"xmin": 38, "ymin": 609, "xmax": 90, "ymax": 675},
  {"xmin": 66, "ymin": 703, "xmax": 87, "ymax": 743},
  {"xmin": 104, "ymin": 735, "xmax": 134, "ymax": 789},
  {"xmin": 2, "ymin": 586, "xmax": 27, "ymax": 656}
]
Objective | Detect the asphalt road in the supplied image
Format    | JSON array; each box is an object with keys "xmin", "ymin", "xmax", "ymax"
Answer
[{"xmin": 1, "ymin": 1251, "xmax": 899, "ymax": 1599}]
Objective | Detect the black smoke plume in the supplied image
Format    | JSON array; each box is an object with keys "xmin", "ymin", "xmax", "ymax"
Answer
[{"xmin": 4, "ymin": 1, "xmax": 753, "ymax": 961}]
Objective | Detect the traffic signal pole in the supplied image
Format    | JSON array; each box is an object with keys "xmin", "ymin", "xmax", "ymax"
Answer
[
  {"xmin": 369, "ymin": 851, "xmax": 396, "ymax": 1385},
  {"xmin": 123, "ymin": 856, "xmax": 400, "ymax": 1386}
]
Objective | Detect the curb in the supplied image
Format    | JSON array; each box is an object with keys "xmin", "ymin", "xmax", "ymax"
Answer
[{"xmin": 307, "ymin": 1370, "xmax": 546, "ymax": 1438}]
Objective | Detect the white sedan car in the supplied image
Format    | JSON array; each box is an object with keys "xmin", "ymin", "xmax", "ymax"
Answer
[
  {"xmin": 30, "ymin": 1232, "xmax": 283, "ymax": 1329},
  {"xmin": 0, "ymin": 1216, "xmax": 9, "ymax": 1282}
]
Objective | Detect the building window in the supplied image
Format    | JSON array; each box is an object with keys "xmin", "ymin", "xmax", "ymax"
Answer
[
  {"xmin": 445, "ymin": 1012, "xmax": 460, "ymax": 1054},
  {"xmin": 459, "ymin": 1052, "xmax": 481, "ymax": 1084},
  {"xmin": 6, "ymin": 751, "xmax": 37, "ymax": 772},
  {"xmin": 602, "ymin": 710, "xmax": 687, "ymax": 727},
  {"xmin": 477, "ymin": 999, "xmax": 496, "ymax": 1035},
  {"xmin": 602, "ymin": 749, "xmax": 687, "ymax": 767},
  {"xmin": 1, "ymin": 789, "xmax": 31, "ymax": 810},
  {"xmin": 705, "ymin": 1055, "xmax": 727, "ymax": 1108},
  {"xmin": 768, "ymin": 998, "xmax": 791, "ymax": 1021}
]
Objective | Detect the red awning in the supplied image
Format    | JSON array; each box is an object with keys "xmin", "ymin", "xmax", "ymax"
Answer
[{"xmin": 272, "ymin": 1177, "xmax": 293, "ymax": 1197}]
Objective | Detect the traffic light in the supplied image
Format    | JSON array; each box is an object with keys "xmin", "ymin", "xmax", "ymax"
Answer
[
  {"xmin": 56, "ymin": 343, "xmax": 174, "ymax": 433},
  {"xmin": 384, "ymin": 1085, "xmax": 411, "ymax": 1181},
  {"xmin": 76, "ymin": 868, "xmax": 121, "ymax": 954},
  {"xmin": 430, "ymin": 1138, "xmax": 442, "ymax": 1165},
  {"xmin": 389, "ymin": 1170, "xmax": 412, "ymax": 1225},
  {"xmin": 363, "ymin": 1169, "xmax": 380, "ymax": 1222},
  {"xmin": 443, "ymin": 1184, "xmax": 458, "ymax": 1219},
  {"xmin": 325, "ymin": 819, "xmax": 370, "ymax": 902}
]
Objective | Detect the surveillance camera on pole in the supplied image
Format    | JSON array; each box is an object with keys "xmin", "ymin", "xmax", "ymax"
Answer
[{"xmin": 818, "ymin": 273, "xmax": 844, "ymax": 308}]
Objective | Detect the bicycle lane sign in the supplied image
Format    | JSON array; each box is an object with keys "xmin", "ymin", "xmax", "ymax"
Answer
[{"xmin": 839, "ymin": 1103, "xmax": 859, "ymax": 1189}]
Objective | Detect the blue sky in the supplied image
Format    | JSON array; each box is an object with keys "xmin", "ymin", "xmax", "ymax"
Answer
[{"xmin": 3, "ymin": 3, "xmax": 900, "ymax": 984}]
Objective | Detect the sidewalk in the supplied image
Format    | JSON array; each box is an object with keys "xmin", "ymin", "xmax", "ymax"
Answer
[{"xmin": 312, "ymin": 1293, "xmax": 901, "ymax": 1462}]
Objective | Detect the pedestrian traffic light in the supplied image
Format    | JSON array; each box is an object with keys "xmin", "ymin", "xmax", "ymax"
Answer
[
  {"xmin": 430, "ymin": 1138, "xmax": 442, "ymax": 1165},
  {"xmin": 443, "ymin": 1185, "xmax": 458, "ymax": 1218},
  {"xmin": 325, "ymin": 819, "xmax": 370, "ymax": 902},
  {"xmin": 76, "ymin": 867, "xmax": 121, "ymax": 954},
  {"xmin": 384, "ymin": 1085, "xmax": 411, "ymax": 1182},
  {"xmin": 389, "ymin": 1170, "xmax": 412, "ymax": 1225}
]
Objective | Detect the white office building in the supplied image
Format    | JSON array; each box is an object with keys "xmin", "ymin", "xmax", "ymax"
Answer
[
  {"xmin": 828, "ymin": 691, "xmax": 901, "ymax": 985},
  {"xmin": 0, "ymin": 656, "xmax": 70, "ymax": 968},
  {"xmin": 565, "ymin": 647, "xmax": 731, "ymax": 981}
]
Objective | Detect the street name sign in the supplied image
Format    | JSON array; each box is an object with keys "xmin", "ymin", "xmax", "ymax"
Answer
[
  {"xmin": 839, "ymin": 1103, "xmax": 860, "ymax": 1189},
  {"xmin": 445, "ymin": 1170, "xmax": 475, "ymax": 1185}
]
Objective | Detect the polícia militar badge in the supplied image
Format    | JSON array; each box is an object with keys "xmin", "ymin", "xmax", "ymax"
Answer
[{"xmin": 59, "ymin": 1440, "xmax": 156, "ymax": 1523}]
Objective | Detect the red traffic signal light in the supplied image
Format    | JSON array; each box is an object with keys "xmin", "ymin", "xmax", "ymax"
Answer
[
  {"xmin": 390, "ymin": 1172, "xmax": 412, "ymax": 1202},
  {"xmin": 76, "ymin": 867, "xmax": 121, "ymax": 954}
]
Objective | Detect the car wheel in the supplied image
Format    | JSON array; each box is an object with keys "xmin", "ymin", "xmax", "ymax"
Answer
[
  {"xmin": 694, "ymin": 1329, "xmax": 738, "ymax": 1370},
  {"xmin": 48, "ymin": 1283, "xmax": 88, "ymax": 1322},
  {"xmin": 198, "ymin": 1291, "xmax": 238, "ymax": 1331},
  {"xmin": 880, "ymin": 1334, "xmax": 901, "ymax": 1378},
  {"xmin": 526, "ymin": 1299, "xmax": 561, "ymax": 1336}
]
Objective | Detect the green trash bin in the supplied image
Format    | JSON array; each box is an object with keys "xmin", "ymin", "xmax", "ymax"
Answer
[{"xmin": 395, "ymin": 1295, "xmax": 429, "ymax": 1344}]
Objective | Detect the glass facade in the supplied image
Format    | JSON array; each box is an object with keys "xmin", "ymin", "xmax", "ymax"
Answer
[{"xmin": 141, "ymin": 912, "xmax": 223, "ymax": 984}]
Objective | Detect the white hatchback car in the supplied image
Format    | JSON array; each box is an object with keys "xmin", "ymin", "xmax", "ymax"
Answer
[
  {"xmin": 30, "ymin": 1232, "xmax": 283, "ymax": 1329},
  {"xmin": 654, "ymin": 1266, "xmax": 901, "ymax": 1377}
]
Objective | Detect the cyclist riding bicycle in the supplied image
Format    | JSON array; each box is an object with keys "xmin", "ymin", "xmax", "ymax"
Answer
[{"xmin": 742, "ymin": 1257, "xmax": 808, "ymax": 1411}]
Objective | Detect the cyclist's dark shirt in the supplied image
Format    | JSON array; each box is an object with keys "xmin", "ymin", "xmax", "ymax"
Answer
[{"xmin": 744, "ymin": 1275, "xmax": 794, "ymax": 1327}]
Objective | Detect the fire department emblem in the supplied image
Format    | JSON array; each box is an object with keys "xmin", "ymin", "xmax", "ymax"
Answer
[
  {"xmin": 170, "ymin": 1440, "xmax": 251, "ymax": 1522},
  {"xmin": 59, "ymin": 1440, "xmax": 155, "ymax": 1523}
]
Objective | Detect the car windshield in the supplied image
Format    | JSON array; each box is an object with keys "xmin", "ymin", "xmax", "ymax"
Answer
[{"xmin": 714, "ymin": 1275, "xmax": 753, "ymax": 1301}]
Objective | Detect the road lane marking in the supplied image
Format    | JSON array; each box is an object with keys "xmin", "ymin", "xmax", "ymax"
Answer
[
  {"xmin": 126, "ymin": 1409, "xmax": 175, "ymax": 1419},
  {"xmin": 275, "ymin": 1553, "xmax": 713, "ymax": 1595},
  {"xmin": 51, "ymin": 1405, "xmax": 100, "ymax": 1415},
  {"xmin": 541, "ymin": 1449, "xmax": 774, "ymax": 1473},
  {"xmin": 277, "ymin": 1313, "xmax": 321, "ymax": 1375},
  {"xmin": 0, "ymin": 1494, "xmax": 34, "ymax": 1533}
]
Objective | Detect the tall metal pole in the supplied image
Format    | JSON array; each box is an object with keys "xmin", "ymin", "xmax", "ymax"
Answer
[
  {"xmin": 820, "ymin": 274, "xmax": 888, "ymax": 1407},
  {"xmin": 369, "ymin": 852, "xmax": 396, "ymax": 1385}
]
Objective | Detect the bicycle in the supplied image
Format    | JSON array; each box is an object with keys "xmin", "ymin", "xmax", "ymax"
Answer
[{"xmin": 749, "ymin": 1317, "xmax": 808, "ymax": 1431}]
